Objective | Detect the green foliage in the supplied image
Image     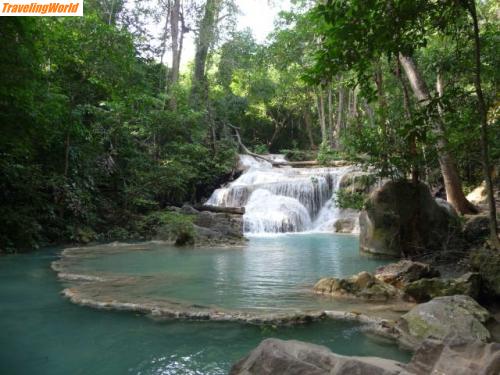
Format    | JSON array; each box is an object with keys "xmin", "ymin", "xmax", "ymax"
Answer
[
  {"xmin": 317, "ymin": 141, "xmax": 341, "ymax": 165},
  {"xmin": 138, "ymin": 211, "xmax": 195, "ymax": 245},
  {"xmin": 333, "ymin": 189, "xmax": 366, "ymax": 211},
  {"xmin": 253, "ymin": 144, "xmax": 270, "ymax": 154}
]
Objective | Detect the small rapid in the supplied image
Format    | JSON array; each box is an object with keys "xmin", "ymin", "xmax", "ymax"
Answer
[{"xmin": 206, "ymin": 155, "xmax": 359, "ymax": 234}]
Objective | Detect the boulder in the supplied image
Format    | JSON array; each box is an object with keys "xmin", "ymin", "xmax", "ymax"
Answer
[
  {"xmin": 229, "ymin": 338, "xmax": 408, "ymax": 375},
  {"xmin": 360, "ymin": 181, "xmax": 461, "ymax": 258},
  {"xmin": 466, "ymin": 182, "xmax": 488, "ymax": 205},
  {"xmin": 230, "ymin": 338, "xmax": 500, "ymax": 375},
  {"xmin": 406, "ymin": 339, "xmax": 500, "ymax": 375},
  {"xmin": 375, "ymin": 260, "xmax": 440, "ymax": 288},
  {"xmin": 403, "ymin": 272, "xmax": 481, "ymax": 303},
  {"xmin": 339, "ymin": 172, "xmax": 378, "ymax": 194},
  {"xmin": 193, "ymin": 211, "xmax": 244, "ymax": 245},
  {"xmin": 470, "ymin": 247, "xmax": 500, "ymax": 298},
  {"xmin": 334, "ymin": 218, "xmax": 356, "ymax": 233},
  {"xmin": 463, "ymin": 215, "xmax": 490, "ymax": 245},
  {"xmin": 396, "ymin": 295, "xmax": 491, "ymax": 349},
  {"xmin": 314, "ymin": 271, "xmax": 401, "ymax": 302}
]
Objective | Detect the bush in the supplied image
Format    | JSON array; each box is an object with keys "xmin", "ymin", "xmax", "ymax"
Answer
[
  {"xmin": 317, "ymin": 141, "xmax": 340, "ymax": 165},
  {"xmin": 138, "ymin": 211, "xmax": 195, "ymax": 245},
  {"xmin": 333, "ymin": 189, "xmax": 366, "ymax": 210}
]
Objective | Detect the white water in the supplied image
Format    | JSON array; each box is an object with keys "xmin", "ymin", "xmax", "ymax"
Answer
[{"xmin": 207, "ymin": 154, "xmax": 360, "ymax": 234}]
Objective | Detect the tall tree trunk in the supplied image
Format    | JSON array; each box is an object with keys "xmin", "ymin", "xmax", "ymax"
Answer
[
  {"xmin": 327, "ymin": 83, "xmax": 334, "ymax": 147},
  {"xmin": 395, "ymin": 58, "xmax": 418, "ymax": 183},
  {"xmin": 335, "ymin": 84, "xmax": 344, "ymax": 147},
  {"xmin": 316, "ymin": 88, "xmax": 327, "ymax": 144},
  {"xmin": 168, "ymin": 0, "xmax": 181, "ymax": 110},
  {"xmin": 399, "ymin": 53, "xmax": 477, "ymax": 214},
  {"xmin": 191, "ymin": 0, "xmax": 222, "ymax": 108},
  {"xmin": 467, "ymin": 0, "xmax": 499, "ymax": 248},
  {"xmin": 304, "ymin": 106, "xmax": 316, "ymax": 150},
  {"xmin": 64, "ymin": 133, "xmax": 70, "ymax": 178}
]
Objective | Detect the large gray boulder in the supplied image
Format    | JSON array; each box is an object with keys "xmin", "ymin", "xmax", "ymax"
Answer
[
  {"xmin": 230, "ymin": 338, "xmax": 500, "ymax": 375},
  {"xmin": 229, "ymin": 338, "xmax": 408, "ymax": 375},
  {"xmin": 359, "ymin": 181, "xmax": 460, "ymax": 257},
  {"xmin": 396, "ymin": 295, "xmax": 491, "ymax": 349}
]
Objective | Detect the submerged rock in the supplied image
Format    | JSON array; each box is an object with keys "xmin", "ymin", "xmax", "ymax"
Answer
[
  {"xmin": 375, "ymin": 260, "xmax": 440, "ymax": 288},
  {"xmin": 230, "ymin": 338, "xmax": 500, "ymax": 375},
  {"xmin": 403, "ymin": 272, "xmax": 481, "ymax": 303},
  {"xmin": 359, "ymin": 181, "xmax": 461, "ymax": 258},
  {"xmin": 229, "ymin": 338, "xmax": 407, "ymax": 375},
  {"xmin": 396, "ymin": 295, "xmax": 491, "ymax": 349},
  {"xmin": 314, "ymin": 271, "xmax": 401, "ymax": 302}
]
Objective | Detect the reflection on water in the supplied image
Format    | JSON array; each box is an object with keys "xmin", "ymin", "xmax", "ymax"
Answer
[{"xmin": 58, "ymin": 234, "xmax": 396, "ymax": 315}]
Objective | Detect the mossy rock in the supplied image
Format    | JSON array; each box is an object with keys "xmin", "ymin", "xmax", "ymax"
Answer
[
  {"xmin": 403, "ymin": 272, "xmax": 481, "ymax": 303},
  {"xmin": 398, "ymin": 295, "xmax": 491, "ymax": 349},
  {"xmin": 360, "ymin": 181, "xmax": 462, "ymax": 258},
  {"xmin": 470, "ymin": 248, "xmax": 500, "ymax": 298}
]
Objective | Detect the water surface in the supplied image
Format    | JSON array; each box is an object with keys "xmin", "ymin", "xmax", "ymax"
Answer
[
  {"xmin": 63, "ymin": 234, "xmax": 390, "ymax": 313},
  {"xmin": 0, "ymin": 247, "xmax": 411, "ymax": 375}
]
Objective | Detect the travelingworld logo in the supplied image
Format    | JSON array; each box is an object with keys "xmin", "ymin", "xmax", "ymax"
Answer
[{"xmin": 1, "ymin": 0, "xmax": 82, "ymax": 16}]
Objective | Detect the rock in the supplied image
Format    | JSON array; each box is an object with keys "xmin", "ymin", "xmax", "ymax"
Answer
[
  {"xmin": 334, "ymin": 218, "xmax": 356, "ymax": 233},
  {"xmin": 180, "ymin": 204, "xmax": 199, "ymax": 214},
  {"xmin": 339, "ymin": 171, "xmax": 378, "ymax": 194},
  {"xmin": 406, "ymin": 339, "xmax": 500, "ymax": 375},
  {"xmin": 403, "ymin": 272, "xmax": 481, "ymax": 303},
  {"xmin": 466, "ymin": 182, "xmax": 488, "ymax": 205},
  {"xmin": 375, "ymin": 260, "xmax": 440, "ymax": 288},
  {"xmin": 359, "ymin": 181, "xmax": 461, "ymax": 258},
  {"xmin": 396, "ymin": 295, "xmax": 491, "ymax": 349},
  {"xmin": 470, "ymin": 248, "xmax": 500, "ymax": 298},
  {"xmin": 230, "ymin": 338, "xmax": 500, "ymax": 375},
  {"xmin": 463, "ymin": 215, "xmax": 490, "ymax": 245},
  {"xmin": 229, "ymin": 338, "xmax": 408, "ymax": 375},
  {"xmin": 192, "ymin": 211, "xmax": 244, "ymax": 245},
  {"xmin": 314, "ymin": 271, "xmax": 401, "ymax": 302}
]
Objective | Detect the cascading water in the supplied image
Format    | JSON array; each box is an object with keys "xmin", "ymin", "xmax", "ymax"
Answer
[{"xmin": 206, "ymin": 154, "xmax": 360, "ymax": 234}]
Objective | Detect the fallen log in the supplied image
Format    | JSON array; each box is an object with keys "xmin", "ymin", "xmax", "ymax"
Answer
[{"xmin": 196, "ymin": 204, "xmax": 245, "ymax": 215}]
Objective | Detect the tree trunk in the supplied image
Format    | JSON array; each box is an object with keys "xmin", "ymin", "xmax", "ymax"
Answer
[
  {"xmin": 168, "ymin": 0, "xmax": 181, "ymax": 110},
  {"xmin": 335, "ymin": 83, "xmax": 344, "ymax": 147},
  {"xmin": 399, "ymin": 53, "xmax": 477, "ymax": 214},
  {"xmin": 327, "ymin": 83, "xmax": 334, "ymax": 147},
  {"xmin": 64, "ymin": 133, "xmax": 70, "ymax": 178},
  {"xmin": 467, "ymin": 0, "xmax": 499, "ymax": 248},
  {"xmin": 316, "ymin": 88, "xmax": 327, "ymax": 144},
  {"xmin": 191, "ymin": 0, "xmax": 222, "ymax": 107},
  {"xmin": 395, "ymin": 58, "xmax": 418, "ymax": 183},
  {"xmin": 303, "ymin": 107, "xmax": 316, "ymax": 150}
]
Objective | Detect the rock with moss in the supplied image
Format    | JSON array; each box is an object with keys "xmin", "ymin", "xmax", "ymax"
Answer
[
  {"xmin": 403, "ymin": 273, "xmax": 481, "ymax": 303},
  {"xmin": 375, "ymin": 260, "xmax": 440, "ymax": 288},
  {"xmin": 339, "ymin": 171, "xmax": 378, "ymax": 194},
  {"xmin": 360, "ymin": 181, "xmax": 461, "ymax": 258},
  {"xmin": 470, "ymin": 247, "xmax": 500, "ymax": 298},
  {"xmin": 403, "ymin": 272, "xmax": 481, "ymax": 303},
  {"xmin": 314, "ymin": 271, "xmax": 401, "ymax": 302},
  {"xmin": 396, "ymin": 295, "xmax": 491, "ymax": 350},
  {"xmin": 463, "ymin": 215, "xmax": 491, "ymax": 245}
]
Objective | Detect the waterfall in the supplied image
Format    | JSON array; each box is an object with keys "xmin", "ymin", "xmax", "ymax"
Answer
[{"xmin": 206, "ymin": 154, "xmax": 359, "ymax": 235}]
